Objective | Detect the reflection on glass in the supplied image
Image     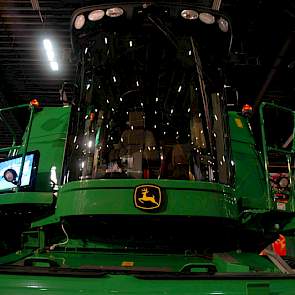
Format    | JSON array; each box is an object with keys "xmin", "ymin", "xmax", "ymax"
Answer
[{"xmin": 67, "ymin": 10, "xmax": 231, "ymax": 183}]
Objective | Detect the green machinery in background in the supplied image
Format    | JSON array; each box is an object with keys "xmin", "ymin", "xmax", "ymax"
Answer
[{"xmin": 0, "ymin": 1, "xmax": 295, "ymax": 294}]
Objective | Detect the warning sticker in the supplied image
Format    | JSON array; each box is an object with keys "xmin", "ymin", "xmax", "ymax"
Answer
[{"xmin": 235, "ymin": 118, "xmax": 243, "ymax": 128}]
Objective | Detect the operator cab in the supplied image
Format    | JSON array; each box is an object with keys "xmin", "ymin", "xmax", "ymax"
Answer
[{"xmin": 65, "ymin": 2, "xmax": 233, "ymax": 185}]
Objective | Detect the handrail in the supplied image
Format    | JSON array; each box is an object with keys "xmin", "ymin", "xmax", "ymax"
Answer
[
  {"xmin": 267, "ymin": 146, "xmax": 294, "ymax": 155},
  {"xmin": 0, "ymin": 145, "xmax": 22, "ymax": 153},
  {"xmin": 16, "ymin": 105, "xmax": 35, "ymax": 191},
  {"xmin": 0, "ymin": 104, "xmax": 35, "ymax": 191},
  {"xmin": 259, "ymin": 102, "xmax": 295, "ymax": 211},
  {"xmin": 259, "ymin": 102, "xmax": 271, "ymax": 209}
]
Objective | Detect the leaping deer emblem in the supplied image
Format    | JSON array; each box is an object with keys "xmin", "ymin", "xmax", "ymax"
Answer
[{"xmin": 138, "ymin": 187, "xmax": 159, "ymax": 206}]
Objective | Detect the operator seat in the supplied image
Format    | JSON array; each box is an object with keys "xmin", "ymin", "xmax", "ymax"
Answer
[{"xmin": 120, "ymin": 111, "xmax": 158, "ymax": 178}]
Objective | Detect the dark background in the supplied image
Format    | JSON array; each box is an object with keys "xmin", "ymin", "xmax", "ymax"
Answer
[{"xmin": 0, "ymin": 0, "xmax": 294, "ymax": 137}]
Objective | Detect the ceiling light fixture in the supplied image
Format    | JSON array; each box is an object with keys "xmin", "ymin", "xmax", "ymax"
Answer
[
  {"xmin": 43, "ymin": 39, "xmax": 54, "ymax": 61},
  {"xmin": 50, "ymin": 61, "xmax": 59, "ymax": 71},
  {"xmin": 43, "ymin": 39, "xmax": 59, "ymax": 71}
]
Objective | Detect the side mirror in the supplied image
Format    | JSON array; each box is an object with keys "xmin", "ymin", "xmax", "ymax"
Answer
[{"xmin": 3, "ymin": 168, "xmax": 18, "ymax": 185}]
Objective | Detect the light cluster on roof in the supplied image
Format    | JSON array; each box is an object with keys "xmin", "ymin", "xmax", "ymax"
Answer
[{"xmin": 74, "ymin": 7, "xmax": 229, "ymax": 33}]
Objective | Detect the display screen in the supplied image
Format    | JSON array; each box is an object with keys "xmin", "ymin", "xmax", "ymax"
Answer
[{"xmin": 0, "ymin": 152, "xmax": 38, "ymax": 191}]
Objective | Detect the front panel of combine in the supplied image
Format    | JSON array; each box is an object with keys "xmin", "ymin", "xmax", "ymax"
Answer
[
  {"xmin": 55, "ymin": 1, "xmax": 238, "ymax": 252},
  {"xmin": 1, "ymin": 2, "xmax": 295, "ymax": 294}
]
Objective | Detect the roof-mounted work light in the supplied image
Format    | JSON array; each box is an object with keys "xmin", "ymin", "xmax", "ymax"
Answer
[
  {"xmin": 106, "ymin": 7, "xmax": 124, "ymax": 17},
  {"xmin": 217, "ymin": 17, "xmax": 229, "ymax": 32},
  {"xmin": 181, "ymin": 10, "xmax": 199, "ymax": 20},
  {"xmin": 74, "ymin": 14, "xmax": 85, "ymax": 29},
  {"xmin": 199, "ymin": 12, "xmax": 215, "ymax": 24},
  {"xmin": 88, "ymin": 10, "xmax": 105, "ymax": 21}
]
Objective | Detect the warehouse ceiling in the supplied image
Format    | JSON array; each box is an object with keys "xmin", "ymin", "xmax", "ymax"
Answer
[{"xmin": 0, "ymin": 0, "xmax": 294, "ymax": 109}]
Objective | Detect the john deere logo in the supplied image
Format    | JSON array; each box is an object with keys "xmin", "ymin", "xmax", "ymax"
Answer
[{"xmin": 134, "ymin": 185, "xmax": 162, "ymax": 211}]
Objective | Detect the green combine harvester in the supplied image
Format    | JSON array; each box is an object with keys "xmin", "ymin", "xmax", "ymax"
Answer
[{"xmin": 1, "ymin": 1, "xmax": 295, "ymax": 294}]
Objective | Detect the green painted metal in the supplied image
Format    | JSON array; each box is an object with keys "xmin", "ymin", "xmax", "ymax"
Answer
[
  {"xmin": 228, "ymin": 112, "xmax": 268, "ymax": 210},
  {"xmin": 25, "ymin": 106, "xmax": 71, "ymax": 192},
  {"xmin": 0, "ymin": 249, "xmax": 295, "ymax": 294},
  {"xmin": 213, "ymin": 252, "xmax": 279, "ymax": 273},
  {"xmin": 0, "ymin": 192, "xmax": 52, "ymax": 205},
  {"xmin": 0, "ymin": 249, "xmax": 33, "ymax": 265},
  {"xmin": 24, "ymin": 251, "xmax": 213, "ymax": 271},
  {"xmin": 0, "ymin": 248, "xmax": 284, "ymax": 274},
  {"xmin": 229, "ymin": 111, "xmax": 295, "ymax": 235},
  {"xmin": 32, "ymin": 179, "xmax": 238, "ymax": 223},
  {"xmin": 0, "ymin": 106, "xmax": 70, "ymax": 252},
  {"xmin": 0, "ymin": 106, "xmax": 292, "ymax": 293},
  {"xmin": 21, "ymin": 230, "xmax": 45, "ymax": 250},
  {"xmin": 1, "ymin": 273, "xmax": 295, "ymax": 295}
]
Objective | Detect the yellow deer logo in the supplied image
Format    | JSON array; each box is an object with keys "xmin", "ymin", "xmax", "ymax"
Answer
[
  {"xmin": 138, "ymin": 187, "xmax": 159, "ymax": 206},
  {"xmin": 134, "ymin": 185, "xmax": 162, "ymax": 210}
]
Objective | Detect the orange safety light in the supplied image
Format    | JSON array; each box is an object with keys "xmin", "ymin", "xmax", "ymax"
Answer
[
  {"xmin": 242, "ymin": 104, "xmax": 252, "ymax": 113},
  {"xmin": 242, "ymin": 104, "xmax": 253, "ymax": 116},
  {"xmin": 30, "ymin": 99, "xmax": 40, "ymax": 107}
]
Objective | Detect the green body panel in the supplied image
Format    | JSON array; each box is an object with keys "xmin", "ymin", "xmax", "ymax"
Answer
[
  {"xmin": 0, "ymin": 250, "xmax": 277, "ymax": 273},
  {"xmin": 1, "ymin": 273, "xmax": 295, "ymax": 295},
  {"xmin": 228, "ymin": 112, "xmax": 268, "ymax": 209},
  {"xmin": 0, "ymin": 249, "xmax": 294, "ymax": 294},
  {"xmin": 21, "ymin": 251, "xmax": 213, "ymax": 271},
  {"xmin": 25, "ymin": 106, "xmax": 71, "ymax": 192},
  {"xmin": 42, "ymin": 179, "xmax": 238, "ymax": 219},
  {"xmin": 0, "ymin": 192, "xmax": 52, "ymax": 205},
  {"xmin": 213, "ymin": 252, "xmax": 276, "ymax": 273}
]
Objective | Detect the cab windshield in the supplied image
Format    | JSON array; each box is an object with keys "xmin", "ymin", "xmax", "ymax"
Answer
[{"xmin": 67, "ymin": 4, "xmax": 232, "ymax": 183}]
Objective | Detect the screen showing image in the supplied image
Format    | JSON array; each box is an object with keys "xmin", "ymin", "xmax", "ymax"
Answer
[{"xmin": 0, "ymin": 154, "xmax": 35, "ymax": 191}]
